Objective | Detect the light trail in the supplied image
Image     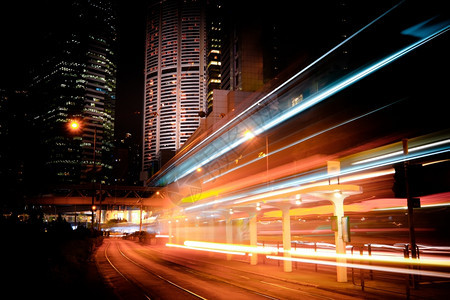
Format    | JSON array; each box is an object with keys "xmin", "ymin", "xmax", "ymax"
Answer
[
  {"xmin": 183, "ymin": 20, "xmax": 448, "ymax": 186},
  {"xmin": 166, "ymin": 243, "xmax": 246, "ymax": 256},
  {"xmin": 184, "ymin": 137, "xmax": 449, "ymax": 212},
  {"xmin": 183, "ymin": 241, "xmax": 274, "ymax": 254},
  {"xmin": 154, "ymin": 1, "xmax": 405, "ymax": 180},
  {"xmin": 288, "ymin": 249, "xmax": 450, "ymax": 268},
  {"xmin": 254, "ymin": 22, "xmax": 450, "ymax": 136},
  {"xmin": 174, "ymin": 240, "xmax": 450, "ymax": 269},
  {"xmin": 151, "ymin": 1, "xmax": 424, "ymax": 187},
  {"xmin": 267, "ymin": 256, "xmax": 450, "ymax": 279},
  {"xmin": 202, "ymin": 100, "xmax": 403, "ymax": 185},
  {"xmin": 373, "ymin": 201, "xmax": 450, "ymax": 211},
  {"xmin": 352, "ymin": 139, "xmax": 450, "ymax": 165}
]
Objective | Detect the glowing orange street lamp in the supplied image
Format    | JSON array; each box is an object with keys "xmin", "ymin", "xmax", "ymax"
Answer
[
  {"xmin": 68, "ymin": 119, "xmax": 97, "ymax": 230},
  {"xmin": 68, "ymin": 120, "xmax": 81, "ymax": 132}
]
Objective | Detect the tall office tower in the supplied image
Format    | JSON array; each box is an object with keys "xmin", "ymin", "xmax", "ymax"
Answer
[
  {"xmin": 205, "ymin": 0, "xmax": 223, "ymax": 115},
  {"xmin": 143, "ymin": 0, "xmax": 207, "ymax": 175},
  {"xmin": 30, "ymin": 0, "xmax": 117, "ymax": 185}
]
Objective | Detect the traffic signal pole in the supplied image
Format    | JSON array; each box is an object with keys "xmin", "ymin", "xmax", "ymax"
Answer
[
  {"xmin": 403, "ymin": 139, "xmax": 417, "ymax": 289},
  {"xmin": 403, "ymin": 139, "xmax": 417, "ymax": 260}
]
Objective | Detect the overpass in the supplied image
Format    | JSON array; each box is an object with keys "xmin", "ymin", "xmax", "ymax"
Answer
[{"xmin": 25, "ymin": 185, "xmax": 173, "ymax": 208}]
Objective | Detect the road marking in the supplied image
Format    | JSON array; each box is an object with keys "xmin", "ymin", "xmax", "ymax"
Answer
[
  {"xmin": 260, "ymin": 281, "xmax": 335, "ymax": 300},
  {"xmin": 240, "ymin": 275, "xmax": 250, "ymax": 280},
  {"xmin": 260, "ymin": 281, "xmax": 298, "ymax": 292}
]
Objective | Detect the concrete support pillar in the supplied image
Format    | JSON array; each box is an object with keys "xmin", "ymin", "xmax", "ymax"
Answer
[
  {"xmin": 225, "ymin": 216, "xmax": 233, "ymax": 260},
  {"xmin": 209, "ymin": 218, "xmax": 215, "ymax": 242},
  {"xmin": 184, "ymin": 219, "xmax": 189, "ymax": 243},
  {"xmin": 101, "ymin": 210, "xmax": 107, "ymax": 223},
  {"xmin": 281, "ymin": 205, "xmax": 292, "ymax": 272},
  {"xmin": 168, "ymin": 220, "xmax": 173, "ymax": 244},
  {"xmin": 175, "ymin": 220, "xmax": 180, "ymax": 244},
  {"xmin": 127, "ymin": 210, "xmax": 132, "ymax": 223},
  {"xmin": 195, "ymin": 217, "xmax": 200, "ymax": 241},
  {"xmin": 332, "ymin": 196, "xmax": 347, "ymax": 282},
  {"xmin": 249, "ymin": 212, "xmax": 258, "ymax": 265}
]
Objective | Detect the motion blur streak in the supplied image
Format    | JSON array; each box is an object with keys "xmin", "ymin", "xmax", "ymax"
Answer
[
  {"xmin": 185, "ymin": 130, "xmax": 450, "ymax": 213},
  {"xmin": 267, "ymin": 256, "xmax": 450, "ymax": 279},
  {"xmin": 154, "ymin": 4, "xmax": 449, "ymax": 187},
  {"xmin": 166, "ymin": 243, "xmax": 246, "ymax": 256},
  {"xmin": 171, "ymin": 1, "xmax": 405, "ymax": 165},
  {"xmin": 352, "ymin": 139, "xmax": 450, "ymax": 165},
  {"xmin": 175, "ymin": 241, "xmax": 450, "ymax": 269},
  {"xmin": 202, "ymin": 100, "xmax": 401, "ymax": 185},
  {"xmin": 183, "ymin": 241, "xmax": 274, "ymax": 254},
  {"xmin": 288, "ymin": 249, "xmax": 450, "ymax": 268}
]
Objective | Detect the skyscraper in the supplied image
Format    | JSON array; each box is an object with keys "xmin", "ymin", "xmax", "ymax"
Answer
[
  {"xmin": 143, "ymin": 0, "xmax": 207, "ymax": 175},
  {"xmin": 205, "ymin": 0, "xmax": 223, "ymax": 115},
  {"xmin": 30, "ymin": 0, "xmax": 117, "ymax": 185}
]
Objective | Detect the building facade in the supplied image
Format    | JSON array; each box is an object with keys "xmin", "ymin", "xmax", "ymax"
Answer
[
  {"xmin": 30, "ymin": 0, "xmax": 117, "ymax": 185},
  {"xmin": 143, "ymin": 0, "xmax": 207, "ymax": 175},
  {"xmin": 205, "ymin": 0, "xmax": 223, "ymax": 115}
]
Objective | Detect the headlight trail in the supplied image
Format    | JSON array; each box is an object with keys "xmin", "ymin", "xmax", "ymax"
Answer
[
  {"xmin": 183, "ymin": 241, "xmax": 274, "ymax": 254},
  {"xmin": 183, "ymin": 135, "xmax": 449, "ymax": 212},
  {"xmin": 202, "ymin": 99, "xmax": 403, "ymax": 185},
  {"xmin": 167, "ymin": 240, "xmax": 450, "ymax": 270},
  {"xmin": 267, "ymin": 256, "xmax": 450, "ymax": 279},
  {"xmin": 152, "ymin": 2, "xmax": 445, "ymax": 187},
  {"xmin": 154, "ymin": 1, "xmax": 405, "ymax": 177},
  {"xmin": 166, "ymin": 243, "xmax": 246, "ymax": 256}
]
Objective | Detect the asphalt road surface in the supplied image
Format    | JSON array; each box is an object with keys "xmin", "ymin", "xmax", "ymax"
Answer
[{"xmin": 96, "ymin": 239, "xmax": 363, "ymax": 300}]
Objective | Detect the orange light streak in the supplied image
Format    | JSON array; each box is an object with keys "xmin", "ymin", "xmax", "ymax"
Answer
[
  {"xmin": 166, "ymin": 243, "xmax": 245, "ymax": 256},
  {"xmin": 184, "ymin": 241, "xmax": 274, "ymax": 254},
  {"xmin": 267, "ymin": 256, "xmax": 450, "ymax": 279},
  {"xmin": 175, "ymin": 241, "xmax": 450, "ymax": 269},
  {"xmin": 288, "ymin": 248, "xmax": 450, "ymax": 267}
]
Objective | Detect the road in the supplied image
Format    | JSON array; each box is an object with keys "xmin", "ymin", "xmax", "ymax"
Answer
[{"xmin": 96, "ymin": 239, "xmax": 368, "ymax": 300}]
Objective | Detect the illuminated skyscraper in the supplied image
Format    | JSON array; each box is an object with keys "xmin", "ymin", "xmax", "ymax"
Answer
[
  {"xmin": 30, "ymin": 0, "xmax": 117, "ymax": 185},
  {"xmin": 143, "ymin": 0, "xmax": 207, "ymax": 175},
  {"xmin": 205, "ymin": 0, "xmax": 223, "ymax": 115}
]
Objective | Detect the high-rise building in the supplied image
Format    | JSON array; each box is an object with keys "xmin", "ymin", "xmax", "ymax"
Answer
[
  {"xmin": 30, "ymin": 0, "xmax": 117, "ymax": 185},
  {"xmin": 205, "ymin": 0, "xmax": 223, "ymax": 115},
  {"xmin": 143, "ymin": 0, "xmax": 207, "ymax": 175}
]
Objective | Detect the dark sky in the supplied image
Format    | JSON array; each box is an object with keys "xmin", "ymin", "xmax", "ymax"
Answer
[
  {"xmin": 0, "ymin": 0, "xmax": 147, "ymax": 141},
  {"xmin": 115, "ymin": 0, "xmax": 147, "ymax": 142},
  {"xmin": 0, "ymin": 0, "xmax": 401, "ymax": 144}
]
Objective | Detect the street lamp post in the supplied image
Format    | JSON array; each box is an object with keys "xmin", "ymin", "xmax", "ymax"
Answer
[
  {"xmin": 91, "ymin": 127, "xmax": 97, "ymax": 231},
  {"xmin": 69, "ymin": 120, "xmax": 98, "ymax": 231}
]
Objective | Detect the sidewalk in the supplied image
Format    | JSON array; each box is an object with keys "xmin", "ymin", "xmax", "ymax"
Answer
[{"xmin": 153, "ymin": 243, "xmax": 450, "ymax": 300}]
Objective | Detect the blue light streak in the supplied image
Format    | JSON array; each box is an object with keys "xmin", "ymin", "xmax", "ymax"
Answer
[
  {"xmin": 152, "ymin": 4, "xmax": 449, "ymax": 188},
  {"xmin": 162, "ymin": 23, "xmax": 449, "ymax": 186},
  {"xmin": 202, "ymin": 100, "xmax": 403, "ymax": 184},
  {"xmin": 184, "ymin": 140, "xmax": 450, "ymax": 212},
  {"xmin": 150, "ymin": 2, "xmax": 406, "ymax": 186},
  {"xmin": 166, "ymin": 1, "xmax": 402, "ymax": 165}
]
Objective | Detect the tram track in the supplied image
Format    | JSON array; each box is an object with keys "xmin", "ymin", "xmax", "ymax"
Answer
[
  {"xmin": 106, "ymin": 239, "xmax": 359, "ymax": 300},
  {"xmin": 101, "ymin": 240, "xmax": 209, "ymax": 299}
]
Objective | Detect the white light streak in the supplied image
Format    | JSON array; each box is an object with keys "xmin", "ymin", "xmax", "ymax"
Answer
[{"xmin": 267, "ymin": 255, "xmax": 450, "ymax": 279}]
